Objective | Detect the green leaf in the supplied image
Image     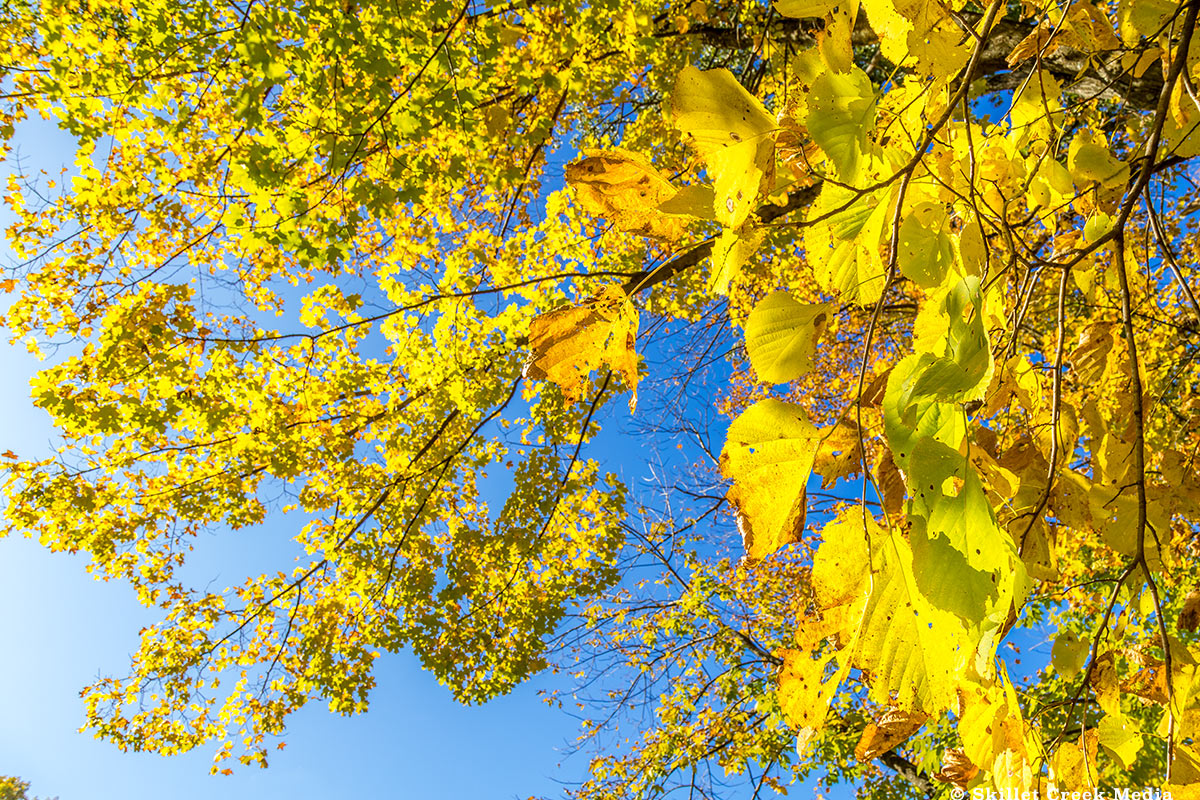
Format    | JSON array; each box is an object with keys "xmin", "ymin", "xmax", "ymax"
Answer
[
  {"xmin": 909, "ymin": 521, "xmax": 999, "ymax": 630},
  {"xmin": 744, "ymin": 292, "xmax": 831, "ymax": 383},
  {"xmin": 882, "ymin": 354, "xmax": 966, "ymax": 471},
  {"xmin": 803, "ymin": 183, "xmax": 890, "ymax": 305},
  {"xmin": 925, "ymin": 470, "xmax": 1014, "ymax": 576},
  {"xmin": 853, "ymin": 527, "xmax": 970, "ymax": 713},
  {"xmin": 806, "ymin": 67, "xmax": 875, "ymax": 184},
  {"xmin": 1050, "ymin": 631, "xmax": 1089, "ymax": 679},
  {"xmin": 908, "ymin": 277, "xmax": 993, "ymax": 403},
  {"xmin": 720, "ymin": 399, "xmax": 824, "ymax": 559}
]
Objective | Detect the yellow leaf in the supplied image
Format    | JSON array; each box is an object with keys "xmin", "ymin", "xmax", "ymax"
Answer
[
  {"xmin": 670, "ymin": 66, "xmax": 777, "ymax": 227},
  {"xmin": 774, "ymin": 0, "xmax": 840, "ymax": 17},
  {"xmin": 720, "ymin": 399, "xmax": 824, "ymax": 558},
  {"xmin": 853, "ymin": 527, "xmax": 970, "ymax": 713},
  {"xmin": 1050, "ymin": 732, "xmax": 1098, "ymax": 790},
  {"xmin": 743, "ymin": 291, "xmax": 830, "ymax": 383},
  {"xmin": 812, "ymin": 509, "xmax": 873, "ymax": 616},
  {"xmin": 709, "ymin": 227, "xmax": 763, "ymax": 295},
  {"xmin": 806, "ymin": 67, "xmax": 875, "ymax": 183},
  {"xmin": 524, "ymin": 286, "xmax": 639, "ymax": 409},
  {"xmin": 1068, "ymin": 130, "xmax": 1129, "ymax": 189},
  {"xmin": 1096, "ymin": 712, "xmax": 1143, "ymax": 769},
  {"xmin": 958, "ymin": 679, "xmax": 1034, "ymax": 792},
  {"xmin": 778, "ymin": 648, "xmax": 839, "ymax": 730}
]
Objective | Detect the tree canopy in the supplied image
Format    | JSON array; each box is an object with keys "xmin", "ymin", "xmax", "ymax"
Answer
[{"xmin": 4, "ymin": 0, "xmax": 1200, "ymax": 794}]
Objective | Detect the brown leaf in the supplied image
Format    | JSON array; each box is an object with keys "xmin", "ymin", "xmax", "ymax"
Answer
[
  {"xmin": 859, "ymin": 368, "xmax": 890, "ymax": 408},
  {"xmin": 853, "ymin": 707, "xmax": 928, "ymax": 762},
  {"xmin": 524, "ymin": 286, "xmax": 639, "ymax": 409},
  {"xmin": 564, "ymin": 149, "xmax": 684, "ymax": 240},
  {"xmin": 1123, "ymin": 664, "xmax": 1170, "ymax": 705},
  {"xmin": 934, "ymin": 748, "xmax": 978, "ymax": 788},
  {"xmin": 874, "ymin": 449, "xmax": 906, "ymax": 518},
  {"xmin": 1006, "ymin": 23, "xmax": 1069, "ymax": 66},
  {"xmin": 1068, "ymin": 321, "xmax": 1115, "ymax": 385},
  {"xmin": 1089, "ymin": 651, "xmax": 1121, "ymax": 714},
  {"xmin": 1181, "ymin": 589, "xmax": 1200, "ymax": 633}
]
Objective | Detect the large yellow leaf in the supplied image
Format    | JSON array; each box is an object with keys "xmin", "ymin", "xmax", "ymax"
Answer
[
  {"xmin": 670, "ymin": 66, "xmax": 777, "ymax": 228},
  {"xmin": 853, "ymin": 528, "xmax": 970, "ymax": 713},
  {"xmin": 720, "ymin": 399, "xmax": 823, "ymax": 558},
  {"xmin": 524, "ymin": 286, "xmax": 639, "ymax": 408},
  {"xmin": 806, "ymin": 67, "xmax": 875, "ymax": 183},
  {"xmin": 1068, "ymin": 130, "xmax": 1129, "ymax": 189},
  {"xmin": 564, "ymin": 148, "xmax": 684, "ymax": 240}
]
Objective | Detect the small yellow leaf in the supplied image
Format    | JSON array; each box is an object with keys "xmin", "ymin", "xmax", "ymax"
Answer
[{"xmin": 1051, "ymin": 631, "xmax": 1088, "ymax": 679}]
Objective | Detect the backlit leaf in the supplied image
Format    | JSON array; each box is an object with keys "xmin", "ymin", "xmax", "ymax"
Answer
[
  {"xmin": 525, "ymin": 286, "xmax": 639, "ymax": 408},
  {"xmin": 670, "ymin": 66, "xmax": 777, "ymax": 227},
  {"xmin": 564, "ymin": 149, "xmax": 684, "ymax": 240},
  {"xmin": 744, "ymin": 292, "xmax": 831, "ymax": 383},
  {"xmin": 720, "ymin": 399, "xmax": 824, "ymax": 559}
]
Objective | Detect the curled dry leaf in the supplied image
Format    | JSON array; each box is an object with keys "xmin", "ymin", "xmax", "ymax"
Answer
[
  {"xmin": 524, "ymin": 285, "xmax": 639, "ymax": 410},
  {"xmin": 564, "ymin": 149, "xmax": 685, "ymax": 241},
  {"xmin": 874, "ymin": 448, "xmax": 906, "ymax": 518},
  {"xmin": 1180, "ymin": 588, "xmax": 1200, "ymax": 632},
  {"xmin": 853, "ymin": 707, "xmax": 928, "ymax": 762},
  {"xmin": 1067, "ymin": 321, "xmax": 1115, "ymax": 385},
  {"xmin": 934, "ymin": 748, "xmax": 978, "ymax": 788}
]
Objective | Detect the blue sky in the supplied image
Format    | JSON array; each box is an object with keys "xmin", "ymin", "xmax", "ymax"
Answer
[
  {"xmin": 0, "ymin": 114, "xmax": 820, "ymax": 800},
  {"xmin": 0, "ymin": 119, "xmax": 601, "ymax": 800},
  {"xmin": 0, "ymin": 309, "xmax": 591, "ymax": 800}
]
